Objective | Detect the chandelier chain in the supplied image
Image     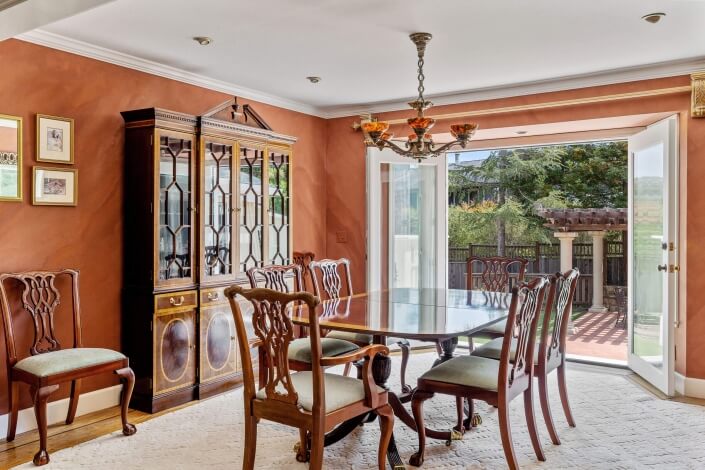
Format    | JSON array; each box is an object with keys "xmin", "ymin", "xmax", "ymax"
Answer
[{"xmin": 417, "ymin": 50, "xmax": 425, "ymax": 102}]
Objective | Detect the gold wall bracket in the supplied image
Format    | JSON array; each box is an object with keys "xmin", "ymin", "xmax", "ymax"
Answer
[{"xmin": 691, "ymin": 72, "xmax": 705, "ymax": 118}]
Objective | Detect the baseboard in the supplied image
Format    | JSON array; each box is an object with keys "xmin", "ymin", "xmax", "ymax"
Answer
[
  {"xmin": 0, "ymin": 385, "xmax": 122, "ymax": 437},
  {"xmin": 674, "ymin": 372, "xmax": 705, "ymax": 399}
]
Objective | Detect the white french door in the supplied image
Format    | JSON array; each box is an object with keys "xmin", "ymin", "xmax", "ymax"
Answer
[
  {"xmin": 627, "ymin": 116, "xmax": 678, "ymax": 396},
  {"xmin": 367, "ymin": 148, "xmax": 447, "ymax": 293}
]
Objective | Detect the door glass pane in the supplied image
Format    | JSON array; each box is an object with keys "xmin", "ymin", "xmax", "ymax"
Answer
[
  {"xmin": 385, "ymin": 164, "xmax": 437, "ymax": 290},
  {"xmin": 203, "ymin": 141, "xmax": 233, "ymax": 277},
  {"xmin": 158, "ymin": 136, "xmax": 192, "ymax": 281},
  {"xmin": 239, "ymin": 145, "xmax": 264, "ymax": 271},
  {"xmin": 632, "ymin": 143, "xmax": 664, "ymax": 369},
  {"xmin": 268, "ymin": 150, "xmax": 290, "ymax": 265}
]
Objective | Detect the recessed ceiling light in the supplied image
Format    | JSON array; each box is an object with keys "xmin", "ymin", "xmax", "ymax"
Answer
[
  {"xmin": 516, "ymin": 130, "xmax": 528, "ymax": 135},
  {"xmin": 642, "ymin": 12, "xmax": 666, "ymax": 24},
  {"xmin": 306, "ymin": 76, "xmax": 322, "ymax": 84},
  {"xmin": 193, "ymin": 36, "xmax": 213, "ymax": 46}
]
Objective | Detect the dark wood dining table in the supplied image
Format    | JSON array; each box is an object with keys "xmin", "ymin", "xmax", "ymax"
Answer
[{"xmin": 289, "ymin": 287, "xmax": 511, "ymax": 469}]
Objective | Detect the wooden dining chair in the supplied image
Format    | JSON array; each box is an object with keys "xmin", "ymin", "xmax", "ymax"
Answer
[
  {"xmin": 471, "ymin": 269, "xmax": 580, "ymax": 445},
  {"xmin": 309, "ymin": 258, "xmax": 413, "ymax": 389},
  {"xmin": 246, "ymin": 264, "xmax": 359, "ymax": 372},
  {"xmin": 293, "ymin": 250, "xmax": 316, "ymax": 293},
  {"xmin": 225, "ymin": 285, "xmax": 394, "ymax": 469},
  {"xmin": 0, "ymin": 269, "xmax": 136, "ymax": 466},
  {"xmin": 409, "ymin": 277, "xmax": 549, "ymax": 469},
  {"xmin": 467, "ymin": 256, "xmax": 529, "ymax": 348}
]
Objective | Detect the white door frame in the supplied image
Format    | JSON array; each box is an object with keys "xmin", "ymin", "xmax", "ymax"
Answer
[
  {"xmin": 366, "ymin": 147, "xmax": 448, "ymax": 292},
  {"xmin": 627, "ymin": 115, "xmax": 679, "ymax": 396}
]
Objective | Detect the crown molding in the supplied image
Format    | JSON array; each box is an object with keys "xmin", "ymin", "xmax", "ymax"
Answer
[
  {"xmin": 15, "ymin": 29, "xmax": 326, "ymax": 118},
  {"xmin": 322, "ymin": 57, "xmax": 705, "ymax": 118},
  {"xmin": 14, "ymin": 29, "xmax": 705, "ymax": 120}
]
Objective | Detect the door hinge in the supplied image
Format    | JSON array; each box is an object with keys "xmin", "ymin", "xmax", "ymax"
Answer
[
  {"xmin": 150, "ymin": 134, "xmax": 154, "ymax": 146},
  {"xmin": 149, "ymin": 202, "xmax": 153, "ymax": 214},
  {"xmin": 669, "ymin": 264, "xmax": 680, "ymax": 273},
  {"xmin": 149, "ymin": 270, "xmax": 153, "ymax": 281},
  {"xmin": 149, "ymin": 378, "xmax": 153, "ymax": 389},
  {"xmin": 150, "ymin": 320, "xmax": 153, "ymax": 332}
]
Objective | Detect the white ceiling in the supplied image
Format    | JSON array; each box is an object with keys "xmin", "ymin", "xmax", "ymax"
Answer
[{"xmin": 18, "ymin": 0, "xmax": 705, "ymax": 116}]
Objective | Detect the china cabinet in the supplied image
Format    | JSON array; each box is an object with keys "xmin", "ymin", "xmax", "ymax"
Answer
[{"xmin": 121, "ymin": 100, "xmax": 295, "ymax": 412}]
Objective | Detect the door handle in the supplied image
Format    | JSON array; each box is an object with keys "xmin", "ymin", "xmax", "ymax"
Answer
[{"xmin": 657, "ymin": 264, "xmax": 668, "ymax": 272}]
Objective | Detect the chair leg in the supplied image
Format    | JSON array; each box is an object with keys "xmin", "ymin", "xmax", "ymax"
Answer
[
  {"xmin": 308, "ymin": 433, "xmax": 325, "ymax": 470},
  {"xmin": 557, "ymin": 363, "xmax": 576, "ymax": 427},
  {"xmin": 295, "ymin": 429, "xmax": 310, "ymax": 462},
  {"xmin": 243, "ymin": 414, "xmax": 258, "ymax": 470},
  {"xmin": 454, "ymin": 397, "xmax": 465, "ymax": 433},
  {"xmin": 343, "ymin": 363, "xmax": 352, "ymax": 377},
  {"xmin": 377, "ymin": 404, "xmax": 394, "ymax": 470},
  {"xmin": 467, "ymin": 336, "xmax": 474, "ymax": 352},
  {"xmin": 434, "ymin": 341, "xmax": 442, "ymax": 357},
  {"xmin": 114, "ymin": 367, "xmax": 137, "ymax": 436},
  {"xmin": 524, "ymin": 386, "xmax": 546, "ymax": 462},
  {"xmin": 6, "ymin": 381, "xmax": 19, "ymax": 441},
  {"xmin": 65, "ymin": 379, "xmax": 81, "ymax": 425},
  {"xmin": 31, "ymin": 384, "xmax": 59, "ymax": 466},
  {"xmin": 399, "ymin": 339, "xmax": 411, "ymax": 393},
  {"xmin": 409, "ymin": 390, "xmax": 433, "ymax": 467},
  {"xmin": 498, "ymin": 400, "xmax": 519, "ymax": 470},
  {"xmin": 538, "ymin": 372, "xmax": 560, "ymax": 445}
]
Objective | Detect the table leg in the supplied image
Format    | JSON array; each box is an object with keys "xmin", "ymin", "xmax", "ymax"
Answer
[{"xmin": 433, "ymin": 337, "xmax": 458, "ymax": 366}]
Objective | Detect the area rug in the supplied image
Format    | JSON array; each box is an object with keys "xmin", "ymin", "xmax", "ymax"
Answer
[{"xmin": 13, "ymin": 354, "xmax": 705, "ymax": 469}]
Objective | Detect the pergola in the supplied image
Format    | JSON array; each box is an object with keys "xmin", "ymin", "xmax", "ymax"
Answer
[{"xmin": 537, "ymin": 208, "xmax": 627, "ymax": 314}]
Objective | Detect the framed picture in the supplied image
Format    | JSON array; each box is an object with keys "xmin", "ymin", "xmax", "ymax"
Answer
[
  {"xmin": 36, "ymin": 114, "xmax": 74, "ymax": 164},
  {"xmin": 0, "ymin": 114, "xmax": 22, "ymax": 202},
  {"xmin": 32, "ymin": 167, "xmax": 78, "ymax": 206}
]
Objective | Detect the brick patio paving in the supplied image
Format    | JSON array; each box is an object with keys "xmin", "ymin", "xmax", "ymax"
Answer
[{"xmin": 566, "ymin": 310, "xmax": 627, "ymax": 362}]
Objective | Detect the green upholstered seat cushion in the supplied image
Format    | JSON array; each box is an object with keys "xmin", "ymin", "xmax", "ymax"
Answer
[
  {"xmin": 287, "ymin": 337, "xmax": 359, "ymax": 363},
  {"xmin": 326, "ymin": 331, "xmax": 374, "ymax": 345},
  {"xmin": 471, "ymin": 337, "xmax": 539, "ymax": 364},
  {"xmin": 419, "ymin": 355, "xmax": 501, "ymax": 391},
  {"xmin": 255, "ymin": 371, "xmax": 384, "ymax": 412},
  {"xmin": 14, "ymin": 348, "xmax": 126, "ymax": 377},
  {"xmin": 476, "ymin": 319, "xmax": 507, "ymax": 336}
]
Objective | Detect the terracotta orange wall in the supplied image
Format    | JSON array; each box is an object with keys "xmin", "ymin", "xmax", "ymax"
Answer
[
  {"xmin": 326, "ymin": 75, "xmax": 705, "ymax": 380},
  {"xmin": 0, "ymin": 39, "xmax": 327, "ymax": 412}
]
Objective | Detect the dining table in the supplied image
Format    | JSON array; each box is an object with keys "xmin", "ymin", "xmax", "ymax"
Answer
[{"xmin": 289, "ymin": 287, "xmax": 511, "ymax": 469}]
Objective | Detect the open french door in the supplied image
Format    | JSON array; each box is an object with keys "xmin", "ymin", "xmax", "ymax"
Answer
[
  {"xmin": 367, "ymin": 148, "xmax": 447, "ymax": 293},
  {"xmin": 627, "ymin": 116, "xmax": 678, "ymax": 396}
]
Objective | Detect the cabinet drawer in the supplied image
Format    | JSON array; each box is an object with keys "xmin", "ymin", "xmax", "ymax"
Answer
[
  {"xmin": 200, "ymin": 287, "xmax": 228, "ymax": 306},
  {"xmin": 154, "ymin": 290, "xmax": 198, "ymax": 312}
]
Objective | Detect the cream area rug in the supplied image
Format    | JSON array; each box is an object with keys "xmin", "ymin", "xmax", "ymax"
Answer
[{"xmin": 13, "ymin": 353, "xmax": 705, "ymax": 469}]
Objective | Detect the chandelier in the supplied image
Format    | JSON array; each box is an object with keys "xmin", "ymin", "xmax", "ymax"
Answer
[{"xmin": 362, "ymin": 32, "xmax": 478, "ymax": 162}]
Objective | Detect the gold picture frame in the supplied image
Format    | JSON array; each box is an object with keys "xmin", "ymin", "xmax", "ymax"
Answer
[
  {"xmin": 36, "ymin": 114, "xmax": 74, "ymax": 164},
  {"xmin": 32, "ymin": 166, "xmax": 78, "ymax": 206},
  {"xmin": 0, "ymin": 114, "xmax": 22, "ymax": 202}
]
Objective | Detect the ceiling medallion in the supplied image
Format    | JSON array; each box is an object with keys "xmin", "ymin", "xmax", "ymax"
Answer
[{"xmin": 362, "ymin": 32, "xmax": 478, "ymax": 162}]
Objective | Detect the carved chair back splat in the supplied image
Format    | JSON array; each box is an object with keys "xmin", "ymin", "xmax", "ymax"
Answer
[
  {"xmin": 467, "ymin": 256, "xmax": 529, "ymax": 293},
  {"xmin": 246, "ymin": 264, "xmax": 303, "ymax": 293},
  {"xmin": 309, "ymin": 258, "xmax": 353, "ymax": 300},
  {"xmin": 292, "ymin": 251, "xmax": 315, "ymax": 293}
]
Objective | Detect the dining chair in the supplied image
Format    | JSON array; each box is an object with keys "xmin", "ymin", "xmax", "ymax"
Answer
[
  {"xmin": 613, "ymin": 286, "xmax": 627, "ymax": 328},
  {"xmin": 466, "ymin": 256, "xmax": 529, "ymax": 348},
  {"xmin": 293, "ymin": 250, "xmax": 316, "ymax": 293},
  {"xmin": 309, "ymin": 258, "xmax": 413, "ymax": 389},
  {"xmin": 471, "ymin": 269, "xmax": 580, "ymax": 445},
  {"xmin": 225, "ymin": 285, "xmax": 394, "ymax": 469},
  {"xmin": 409, "ymin": 277, "xmax": 549, "ymax": 469},
  {"xmin": 246, "ymin": 264, "xmax": 359, "ymax": 372},
  {"xmin": 0, "ymin": 269, "xmax": 136, "ymax": 466}
]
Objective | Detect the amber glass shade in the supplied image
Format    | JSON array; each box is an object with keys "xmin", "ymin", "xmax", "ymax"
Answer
[
  {"xmin": 407, "ymin": 117, "xmax": 435, "ymax": 130},
  {"xmin": 450, "ymin": 123, "xmax": 479, "ymax": 139},
  {"xmin": 381, "ymin": 132, "xmax": 393, "ymax": 140},
  {"xmin": 362, "ymin": 121, "xmax": 390, "ymax": 134}
]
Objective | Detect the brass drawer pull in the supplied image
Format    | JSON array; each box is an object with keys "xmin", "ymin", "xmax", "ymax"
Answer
[
  {"xmin": 170, "ymin": 296, "xmax": 185, "ymax": 307},
  {"xmin": 207, "ymin": 292, "xmax": 220, "ymax": 302}
]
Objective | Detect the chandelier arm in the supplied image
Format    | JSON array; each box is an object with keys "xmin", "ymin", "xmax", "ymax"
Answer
[
  {"xmin": 379, "ymin": 139, "xmax": 412, "ymax": 156},
  {"xmin": 428, "ymin": 140, "xmax": 467, "ymax": 155}
]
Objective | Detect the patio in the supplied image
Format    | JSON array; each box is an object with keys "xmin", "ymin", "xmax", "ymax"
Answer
[{"xmin": 567, "ymin": 310, "xmax": 627, "ymax": 362}]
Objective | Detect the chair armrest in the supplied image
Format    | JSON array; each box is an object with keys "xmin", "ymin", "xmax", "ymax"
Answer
[{"xmin": 319, "ymin": 344, "xmax": 389, "ymax": 367}]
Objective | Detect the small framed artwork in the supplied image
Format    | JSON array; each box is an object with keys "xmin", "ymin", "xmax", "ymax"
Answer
[
  {"xmin": 36, "ymin": 114, "xmax": 74, "ymax": 164},
  {"xmin": 32, "ymin": 166, "xmax": 78, "ymax": 206}
]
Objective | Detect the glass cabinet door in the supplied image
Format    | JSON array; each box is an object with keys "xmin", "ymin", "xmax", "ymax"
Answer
[
  {"xmin": 267, "ymin": 148, "xmax": 291, "ymax": 265},
  {"xmin": 202, "ymin": 139, "xmax": 235, "ymax": 281},
  {"xmin": 157, "ymin": 132, "xmax": 195, "ymax": 286},
  {"xmin": 239, "ymin": 142, "xmax": 265, "ymax": 272}
]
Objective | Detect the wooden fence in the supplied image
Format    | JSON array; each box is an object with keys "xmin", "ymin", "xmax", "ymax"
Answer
[{"xmin": 449, "ymin": 241, "xmax": 626, "ymax": 305}]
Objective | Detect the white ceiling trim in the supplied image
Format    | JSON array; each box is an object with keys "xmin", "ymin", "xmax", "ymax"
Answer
[
  {"xmin": 324, "ymin": 57, "xmax": 705, "ymax": 118},
  {"xmin": 15, "ymin": 29, "xmax": 705, "ymax": 120},
  {"xmin": 16, "ymin": 29, "xmax": 325, "ymax": 118}
]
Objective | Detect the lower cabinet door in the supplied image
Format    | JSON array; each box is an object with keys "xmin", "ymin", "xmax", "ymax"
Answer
[
  {"xmin": 154, "ymin": 309, "xmax": 197, "ymax": 394},
  {"xmin": 199, "ymin": 305, "xmax": 238, "ymax": 382}
]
